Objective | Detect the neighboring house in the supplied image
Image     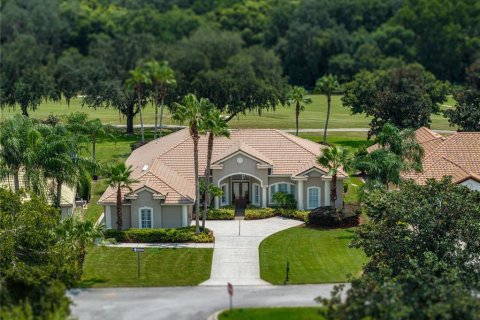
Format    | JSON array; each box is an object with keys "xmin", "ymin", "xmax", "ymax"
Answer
[
  {"xmin": 0, "ymin": 168, "xmax": 76, "ymax": 216},
  {"xmin": 368, "ymin": 127, "xmax": 480, "ymax": 191},
  {"xmin": 99, "ymin": 128, "xmax": 347, "ymax": 230}
]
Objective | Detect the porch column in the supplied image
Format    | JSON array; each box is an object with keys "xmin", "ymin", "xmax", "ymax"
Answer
[
  {"xmin": 214, "ymin": 196, "xmax": 220, "ymax": 209},
  {"xmin": 297, "ymin": 180, "xmax": 304, "ymax": 210},
  {"xmin": 324, "ymin": 179, "xmax": 331, "ymax": 207},
  {"xmin": 182, "ymin": 205, "xmax": 188, "ymax": 227},
  {"xmin": 262, "ymin": 186, "xmax": 268, "ymax": 208}
]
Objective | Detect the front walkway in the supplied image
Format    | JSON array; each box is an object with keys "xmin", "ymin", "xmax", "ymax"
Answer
[{"xmin": 200, "ymin": 217, "xmax": 304, "ymax": 286}]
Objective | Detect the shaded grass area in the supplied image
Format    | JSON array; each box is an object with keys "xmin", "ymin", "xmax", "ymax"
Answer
[
  {"xmin": 344, "ymin": 176, "xmax": 363, "ymax": 205},
  {"xmin": 219, "ymin": 307, "xmax": 326, "ymax": 320},
  {"xmin": 1, "ymin": 95, "xmax": 455, "ymax": 130},
  {"xmin": 260, "ymin": 226, "xmax": 366, "ymax": 284},
  {"xmin": 80, "ymin": 246, "xmax": 213, "ymax": 287}
]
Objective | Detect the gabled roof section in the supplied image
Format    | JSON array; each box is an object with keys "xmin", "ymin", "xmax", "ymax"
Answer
[
  {"xmin": 404, "ymin": 157, "xmax": 480, "ymax": 184},
  {"xmin": 211, "ymin": 141, "xmax": 273, "ymax": 165}
]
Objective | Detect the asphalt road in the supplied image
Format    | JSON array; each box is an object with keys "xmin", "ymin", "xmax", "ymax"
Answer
[{"xmin": 69, "ymin": 284, "xmax": 347, "ymax": 320}]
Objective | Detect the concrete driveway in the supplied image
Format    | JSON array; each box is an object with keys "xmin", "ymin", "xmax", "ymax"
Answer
[
  {"xmin": 69, "ymin": 284, "xmax": 346, "ymax": 320},
  {"xmin": 200, "ymin": 217, "xmax": 304, "ymax": 286}
]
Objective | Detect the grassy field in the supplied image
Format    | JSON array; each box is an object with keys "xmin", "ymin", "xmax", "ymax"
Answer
[
  {"xmin": 80, "ymin": 246, "xmax": 213, "ymax": 287},
  {"xmin": 219, "ymin": 307, "xmax": 325, "ymax": 320},
  {"xmin": 259, "ymin": 226, "xmax": 366, "ymax": 284},
  {"xmin": 0, "ymin": 94, "xmax": 456, "ymax": 130}
]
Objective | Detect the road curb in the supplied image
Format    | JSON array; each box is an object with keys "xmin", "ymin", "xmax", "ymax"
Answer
[{"xmin": 206, "ymin": 310, "xmax": 224, "ymax": 320}]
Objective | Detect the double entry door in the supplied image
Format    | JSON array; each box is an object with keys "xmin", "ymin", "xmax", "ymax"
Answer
[{"xmin": 232, "ymin": 182, "xmax": 249, "ymax": 209}]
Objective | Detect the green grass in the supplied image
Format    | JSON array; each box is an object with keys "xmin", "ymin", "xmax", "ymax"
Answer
[
  {"xmin": 299, "ymin": 131, "xmax": 372, "ymax": 153},
  {"xmin": 0, "ymin": 94, "xmax": 455, "ymax": 130},
  {"xmin": 219, "ymin": 307, "xmax": 325, "ymax": 320},
  {"xmin": 344, "ymin": 176, "xmax": 363, "ymax": 205},
  {"xmin": 260, "ymin": 226, "xmax": 367, "ymax": 284},
  {"xmin": 80, "ymin": 246, "xmax": 213, "ymax": 287}
]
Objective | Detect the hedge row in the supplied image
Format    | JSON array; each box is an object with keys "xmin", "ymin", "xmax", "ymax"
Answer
[
  {"xmin": 104, "ymin": 226, "xmax": 214, "ymax": 243},
  {"xmin": 206, "ymin": 208, "xmax": 235, "ymax": 220},
  {"xmin": 244, "ymin": 207, "xmax": 309, "ymax": 222}
]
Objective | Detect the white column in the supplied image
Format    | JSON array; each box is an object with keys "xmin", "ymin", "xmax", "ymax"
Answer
[
  {"xmin": 105, "ymin": 206, "xmax": 112, "ymax": 229},
  {"xmin": 324, "ymin": 180, "xmax": 331, "ymax": 207},
  {"xmin": 214, "ymin": 196, "xmax": 220, "ymax": 209},
  {"xmin": 297, "ymin": 180, "xmax": 304, "ymax": 210},
  {"xmin": 182, "ymin": 205, "xmax": 188, "ymax": 227},
  {"xmin": 262, "ymin": 186, "xmax": 268, "ymax": 208}
]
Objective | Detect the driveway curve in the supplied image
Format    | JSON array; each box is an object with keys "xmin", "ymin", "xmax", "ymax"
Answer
[{"xmin": 200, "ymin": 217, "xmax": 304, "ymax": 286}]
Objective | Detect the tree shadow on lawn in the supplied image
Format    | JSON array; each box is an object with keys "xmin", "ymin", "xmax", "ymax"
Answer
[{"xmin": 332, "ymin": 139, "xmax": 372, "ymax": 150}]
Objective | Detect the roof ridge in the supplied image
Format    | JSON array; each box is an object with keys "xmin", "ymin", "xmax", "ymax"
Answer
[
  {"xmin": 155, "ymin": 129, "xmax": 192, "ymax": 158},
  {"xmin": 148, "ymin": 161, "xmax": 195, "ymax": 200}
]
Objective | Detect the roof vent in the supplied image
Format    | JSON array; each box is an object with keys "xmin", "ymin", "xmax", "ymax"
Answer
[{"xmin": 142, "ymin": 165, "xmax": 149, "ymax": 172}]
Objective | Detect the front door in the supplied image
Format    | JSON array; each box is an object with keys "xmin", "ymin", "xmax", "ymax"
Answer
[{"xmin": 232, "ymin": 182, "xmax": 249, "ymax": 215}]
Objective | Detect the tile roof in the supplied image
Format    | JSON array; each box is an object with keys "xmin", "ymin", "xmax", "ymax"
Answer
[
  {"xmin": 99, "ymin": 128, "xmax": 345, "ymax": 205},
  {"xmin": 378, "ymin": 128, "xmax": 480, "ymax": 185}
]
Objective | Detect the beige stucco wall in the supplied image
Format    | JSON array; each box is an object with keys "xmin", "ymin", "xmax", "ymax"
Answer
[
  {"xmin": 130, "ymin": 190, "xmax": 163, "ymax": 228},
  {"xmin": 212, "ymin": 152, "xmax": 269, "ymax": 187},
  {"xmin": 107, "ymin": 205, "xmax": 131, "ymax": 229},
  {"xmin": 162, "ymin": 206, "xmax": 183, "ymax": 228}
]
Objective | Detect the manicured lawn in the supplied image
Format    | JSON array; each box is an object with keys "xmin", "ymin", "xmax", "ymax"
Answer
[
  {"xmin": 80, "ymin": 246, "xmax": 213, "ymax": 287},
  {"xmin": 219, "ymin": 307, "xmax": 326, "ymax": 320},
  {"xmin": 344, "ymin": 176, "xmax": 364, "ymax": 205},
  {"xmin": 260, "ymin": 226, "xmax": 367, "ymax": 284},
  {"xmin": 0, "ymin": 94, "xmax": 455, "ymax": 130},
  {"xmin": 299, "ymin": 131, "xmax": 372, "ymax": 152}
]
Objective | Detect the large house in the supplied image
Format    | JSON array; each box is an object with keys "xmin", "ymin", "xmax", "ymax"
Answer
[
  {"xmin": 368, "ymin": 127, "xmax": 480, "ymax": 191},
  {"xmin": 99, "ymin": 129, "xmax": 347, "ymax": 230}
]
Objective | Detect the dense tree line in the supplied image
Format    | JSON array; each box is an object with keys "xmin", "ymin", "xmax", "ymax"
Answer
[{"xmin": 1, "ymin": 0, "xmax": 479, "ymax": 124}]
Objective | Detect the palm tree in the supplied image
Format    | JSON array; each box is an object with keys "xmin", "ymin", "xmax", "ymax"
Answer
[
  {"xmin": 127, "ymin": 66, "xmax": 151, "ymax": 144},
  {"xmin": 315, "ymin": 75, "xmax": 340, "ymax": 145},
  {"xmin": 38, "ymin": 124, "xmax": 92, "ymax": 208},
  {"xmin": 144, "ymin": 60, "xmax": 176, "ymax": 139},
  {"xmin": 0, "ymin": 115, "xmax": 37, "ymax": 192},
  {"xmin": 104, "ymin": 162, "xmax": 138, "ymax": 230},
  {"xmin": 172, "ymin": 94, "xmax": 210, "ymax": 235},
  {"xmin": 317, "ymin": 146, "xmax": 351, "ymax": 209},
  {"xmin": 66, "ymin": 112, "xmax": 117, "ymax": 163},
  {"xmin": 287, "ymin": 86, "xmax": 312, "ymax": 136},
  {"xmin": 59, "ymin": 215, "xmax": 104, "ymax": 279},
  {"xmin": 201, "ymin": 106, "xmax": 230, "ymax": 229}
]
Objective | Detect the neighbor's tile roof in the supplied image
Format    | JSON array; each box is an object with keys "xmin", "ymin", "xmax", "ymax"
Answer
[
  {"xmin": 99, "ymin": 129, "xmax": 345, "ymax": 205},
  {"xmin": 391, "ymin": 129, "xmax": 480, "ymax": 184}
]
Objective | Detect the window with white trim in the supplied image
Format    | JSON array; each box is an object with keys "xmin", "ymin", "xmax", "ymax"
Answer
[
  {"xmin": 139, "ymin": 207, "xmax": 153, "ymax": 228},
  {"xmin": 307, "ymin": 187, "xmax": 320, "ymax": 209},
  {"xmin": 252, "ymin": 183, "xmax": 260, "ymax": 206},
  {"xmin": 221, "ymin": 184, "xmax": 229, "ymax": 206},
  {"xmin": 269, "ymin": 182, "xmax": 296, "ymax": 203}
]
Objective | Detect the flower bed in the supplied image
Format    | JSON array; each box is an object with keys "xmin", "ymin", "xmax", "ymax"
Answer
[
  {"xmin": 244, "ymin": 207, "xmax": 309, "ymax": 222},
  {"xmin": 104, "ymin": 226, "xmax": 214, "ymax": 243}
]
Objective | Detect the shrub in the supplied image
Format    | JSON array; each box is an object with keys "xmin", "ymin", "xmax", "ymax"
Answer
[
  {"xmin": 308, "ymin": 207, "xmax": 360, "ymax": 228},
  {"xmin": 207, "ymin": 208, "xmax": 235, "ymax": 220},
  {"xmin": 272, "ymin": 192, "xmax": 297, "ymax": 209},
  {"xmin": 103, "ymin": 226, "xmax": 214, "ymax": 243},
  {"xmin": 244, "ymin": 207, "xmax": 276, "ymax": 220},
  {"xmin": 276, "ymin": 208, "xmax": 309, "ymax": 222}
]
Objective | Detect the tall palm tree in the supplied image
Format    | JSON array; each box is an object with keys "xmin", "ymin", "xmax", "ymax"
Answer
[
  {"xmin": 127, "ymin": 66, "xmax": 151, "ymax": 144},
  {"xmin": 315, "ymin": 75, "xmax": 340, "ymax": 145},
  {"xmin": 201, "ymin": 106, "xmax": 230, "ymax": 229},
  {"xmin": 144, "ymin": 60, "xmax": 176, "ymax": 139},
  {"xmin": 172, "ymin": 94, "xmax": 209, "ymax": 235},
  {"xmin": 0, "ymin": 115, "xmax": 37, "ymax": 192},
  {"xmin": 317, "ymin": 146, "xmax": 351, "ymax": 209},
  {"xmin": 104, "ymin": 162, "xmax": 138, "ymax": 231},
  {"xmin": 287, "ymin": 86, "xmax": 312, "ymax": 136},
  {"xmin": 38, "ymin": 124, "xmax": 92, "ymax": 209},
  {"xmin": 66, "ymin": 112, "xmax": 117, "ymax": 163},
  {"xmin": 58, "ymin": 215, "xmax": 104, "ymax": 279}
]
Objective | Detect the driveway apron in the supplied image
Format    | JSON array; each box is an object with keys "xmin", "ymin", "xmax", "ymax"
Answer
[{"xmin": 199, "ymin": 217, "xmax": 304, "ymax": 286}]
